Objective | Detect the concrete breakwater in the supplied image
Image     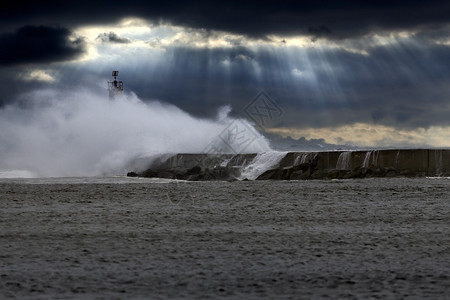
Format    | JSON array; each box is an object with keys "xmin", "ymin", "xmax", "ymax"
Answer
[{"xmin": 127, "ymin": 149, "xmax": 450, "ymax": 180}]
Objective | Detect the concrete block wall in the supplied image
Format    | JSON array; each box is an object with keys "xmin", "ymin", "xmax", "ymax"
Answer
[{"xmin": 136, "ymin": 149, "xmax": 450, "ymax": 179}]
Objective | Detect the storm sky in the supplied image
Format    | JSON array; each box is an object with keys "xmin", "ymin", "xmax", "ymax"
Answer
[{"xmin": 2, "ymin": 0, "xmax": 450, "ymax": 147}]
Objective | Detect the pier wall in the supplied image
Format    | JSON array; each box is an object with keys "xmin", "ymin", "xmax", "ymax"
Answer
[{"xmin": 128, "ymin": 149, "xmax": 450, "ymax": 180}]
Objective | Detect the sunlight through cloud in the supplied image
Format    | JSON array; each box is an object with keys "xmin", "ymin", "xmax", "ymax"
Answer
[
  {"xmin": 268, "ymin": 123, "xmax": 450, "ymax": 148},
  {"xmin": 21, "ymin": 70, "xmax": 57, "ymax": 82}
]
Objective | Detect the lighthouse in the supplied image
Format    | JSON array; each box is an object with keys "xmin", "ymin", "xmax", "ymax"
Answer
[{"xmin": 107, "ymin": 70, "xmax": 123, "ymax": 100}]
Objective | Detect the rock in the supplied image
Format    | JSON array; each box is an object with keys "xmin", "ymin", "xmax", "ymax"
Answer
[
  {"xmin": 140, "ymin": 169, "xmax": 158, "ymax": 178},
  {"xmin": 289, "ymin": 170, "xmax": 304, "ymax": 180},
  {"xmin": 324, "ymin": 169, "xmax": 342, "ymax": 179},
  {"xmin": 187, "ymin": 165, "xmax": 202, "ymax": 175},
  {"xmin": 292, "ymin": 162, "xmax": 310, "ymax": 173},
  {"xmin": 156, "ymin": 171, "xmax": 177, "ymax": 179},
  {"xmin": 343, "ymin": 167, "xmax": 365, "ymax": 179},
  {"xmin": 256, "ymin": 168, "xmax": 283, "ymax": 180}
]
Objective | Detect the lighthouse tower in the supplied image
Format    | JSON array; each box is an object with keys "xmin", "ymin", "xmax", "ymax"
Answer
[{"xmin": 107, "ymin": 70, "xmax": 123, "ymax": 100}]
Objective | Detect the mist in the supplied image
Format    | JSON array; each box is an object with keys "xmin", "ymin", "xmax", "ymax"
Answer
[{"xmin": 0, "ymin": 88, "xmax": 271, "ymax": 177}]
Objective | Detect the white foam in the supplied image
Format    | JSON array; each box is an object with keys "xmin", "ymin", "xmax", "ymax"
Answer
[{"xmin": 239, "ymin": 151, "xmax": 287, "ymax": 180}]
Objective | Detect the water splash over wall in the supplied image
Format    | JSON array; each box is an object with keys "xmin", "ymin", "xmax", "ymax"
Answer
[
  {"xmin": 362, "ymin": 151, "xmax": 372, "ymax": 168},
  {"xmin": 336, "ymin": 152, "xmax": 352, "ymax": 170},
  {"xmin": 396, "ymin": 150, "xmax": 401, "ymax": 168},
  {"xmin": 239, "ymin": 151, "xmax": 287, "ymax": 180},
  {"xmin": 372, "ymin": 150, "xmax": 380, "ymax": 166},
  {"xmin": 435, "ymin": 150, "xmax": 443, "ymax": 176},
  {"xmin": 294, "ymin": 153, "xmax": 313, "ymax": 166}
]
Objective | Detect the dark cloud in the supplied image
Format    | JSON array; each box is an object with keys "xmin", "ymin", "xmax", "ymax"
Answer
[
  {"xmin": 1, "ymin": 1, "xmax": 450, "ymax": 144},
  {"xmin": 2, "ymin": 32, "xmax": 450, "ymax": 131},
  {"xmin": 0, "ymin": 25, "xmax": 86, "ymax": 66},
  {"xmin": 264, "ymin": 132, "xmax": 357, "ymax": 151},
  {"xmin": 96, "ymin": 32, "xmax": 131, "ymax": 44},
  {"xmin": 79, "ymin": 35, "xmax": 447, "ymax": 131},
  {"xmin": 2, "ymin": 1, "xmax": 450, "ymax": 39},
  {"xmin": 308, "ymin": 25, "xmax": 333, "ymax": 41}
]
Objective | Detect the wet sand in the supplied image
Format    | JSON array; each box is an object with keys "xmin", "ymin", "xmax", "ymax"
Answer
[{"xmin": 1, "ymin": 177, "xmax": 450, "ymax": 299}]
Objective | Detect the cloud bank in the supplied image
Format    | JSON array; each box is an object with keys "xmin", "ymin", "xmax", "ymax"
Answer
[
  {"xmin": 1, "ymin": 1, "xmax": 450, "ymax": 148},
  {"xmin": 0, "ymin": 25, "xmax": 86, "ymax": 66}
]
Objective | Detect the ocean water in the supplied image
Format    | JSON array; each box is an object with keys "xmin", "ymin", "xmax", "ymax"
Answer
[{"xmin": 1, "ymin": 177, "xmax": 450, "ymax": 299}]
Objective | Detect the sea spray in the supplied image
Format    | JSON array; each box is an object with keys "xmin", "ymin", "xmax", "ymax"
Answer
[
  {"xmin": 0, "ymin": 88, "xmax": 271, "ymax": 177},
  {"xmin": 239, "ymin": 151, "xmax": 287, "ymax": 180}
]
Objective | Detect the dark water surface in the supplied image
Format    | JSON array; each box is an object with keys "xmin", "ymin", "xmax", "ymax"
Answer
[{"xmin": 1, "ymin": 177, "xmax": 450, "ymax": 299}]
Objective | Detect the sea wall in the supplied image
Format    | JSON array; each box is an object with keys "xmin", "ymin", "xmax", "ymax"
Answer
[{"xmin": 127, "ymin": 149, "xmax": 450, "ymax": 180}]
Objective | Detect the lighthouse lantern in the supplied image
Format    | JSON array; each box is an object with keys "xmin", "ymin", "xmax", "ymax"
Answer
[{"xmin": 108, "ymin": 70, "xmax": 123, "ymax": 100}]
